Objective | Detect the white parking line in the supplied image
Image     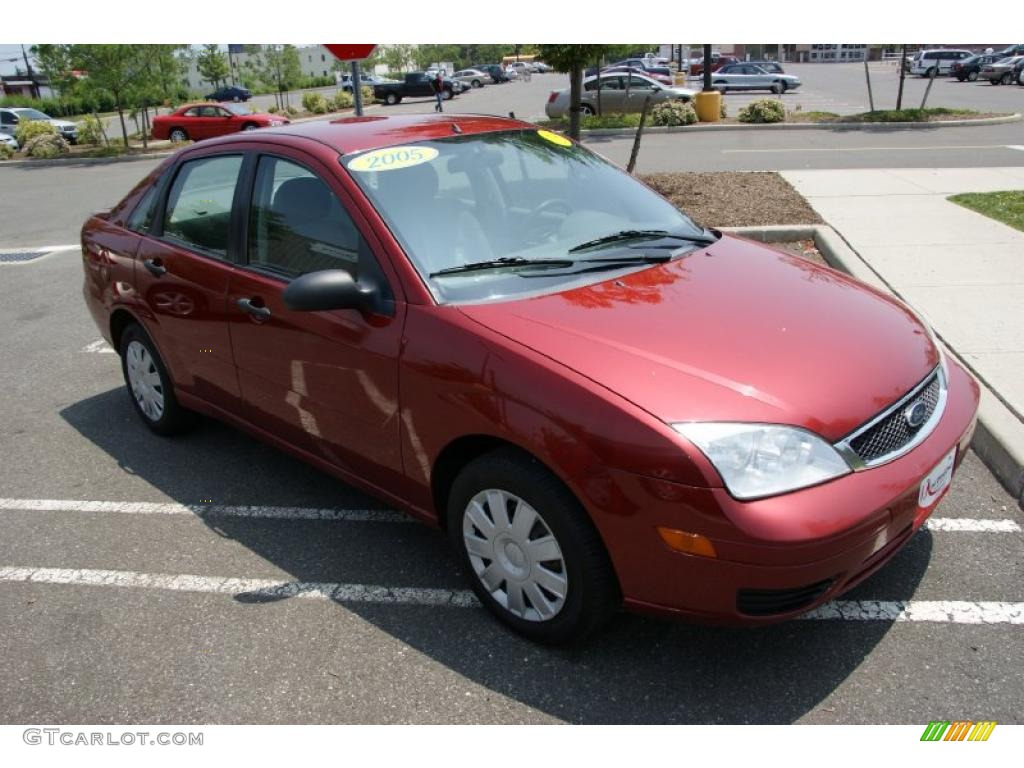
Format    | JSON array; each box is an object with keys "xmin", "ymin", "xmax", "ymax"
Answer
[
  {"xmin": 82, "ymin": 339, "xmax": 115, "ymax": 354},
  {"xmin": 0, "ymin": 498, "xmax": 1015, "ymax": 532},
  {"xmin": 0, "ymin": 566, "xmax": 476, "ymax": 607},
  {"xmin": 801, "ymin": 600, "xmax": 1024, "ymax": 624},
  {"xmin": 1007, "ymin": 145, "xmax": 1024, "ymax": 152},
  {"xmin": 0, "ymin": 244, "xmax": 78, "ymax": 254},
  {"xmin": 0, "ymin": 498, "xmax": 411, "ymax": 523},
  {"xmin": 2, "ymin": 565, "xmax": 1022, "ymax": 623}
]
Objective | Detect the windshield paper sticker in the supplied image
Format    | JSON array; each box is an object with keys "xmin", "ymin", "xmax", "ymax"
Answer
[
  {"xmin": 536, "ymin": 129, "xmax": 572, "ymax": 147},
  {"xmin": 347, "ymin": 146, "xmax": 439, "ymax": 172}
]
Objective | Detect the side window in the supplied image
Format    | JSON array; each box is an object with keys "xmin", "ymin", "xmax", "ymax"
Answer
[
  {"xmin": 183, "ymin": 107, "xmax": 200, "ymax": 117},
  {"xmin": 627, "ymin": 74, "xmax": 653, "ymax": 89},
  {"xmin": 162, "ymin": 154, "xmax": 243, "ymax": 258},
  {"xmin": 0, "ymin": 111, "xmax": 14, "ymax": 125},
  {"xmin": 247, "ymin": 156, "xmax": 363, "ymax": 279},
  {"xmin": 127, "ymin": 184, "xmax": 160, "ymax": 234}
]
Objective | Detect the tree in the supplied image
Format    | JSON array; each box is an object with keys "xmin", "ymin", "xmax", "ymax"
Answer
[
  {"xmin": 250, "ymin": 45, "xmax": 302, "ymax": 108},
  {"xmin": 538, "ymin": 45, "xmax": 608, "ymax": 140},
  {"xmin": 380, "ymin": 44, "xmax": 414, "ymax": 75},
  {"xmin": 196, "ymin": 44, "xmax": 230, "ymax": 90},
  {"xmin": 29, "ymin": 44, "xmax": 76, "ymax": 105},
  {"xmin": 68, "ymin": 44, "xmax": 148, "ymax": 148},
  {"xmin": 414, "ymin": 44, "xmax": 461, "ymax": 71}
]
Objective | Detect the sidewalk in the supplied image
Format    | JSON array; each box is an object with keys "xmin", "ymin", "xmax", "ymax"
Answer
[{"xmin": 781, "ymin": 167, "xmax": 1024, "ymax": 499}]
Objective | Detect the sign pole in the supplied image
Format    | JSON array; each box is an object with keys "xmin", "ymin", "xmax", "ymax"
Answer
[{"xmin": 351, "ymin": 61, "xmax": 364, "ymax": 116}]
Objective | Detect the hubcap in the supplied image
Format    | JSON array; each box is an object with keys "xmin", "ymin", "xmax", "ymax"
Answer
[
  {"xmin": 125, "ymin": 340, "xmax": 165, "ymax": 422},
  {"xmin": 462, "ymin": 489, "xmax": 568, "ymax": 622}
]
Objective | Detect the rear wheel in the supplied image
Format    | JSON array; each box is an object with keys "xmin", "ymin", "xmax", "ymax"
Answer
[
  {"xmin": 926, "ymin": 66, "xmax": 937, "ymax": 78},
  {"xmin": 168, "ymin": 127, "xmax": 188, "ymax": 142},
  {"xmin": 120, "ymin": 324, "xmax": 192, "ymax": 435},
  {"xmin": 1000, "ymin": 72, "xmax": 1012, "ymax": 85},
  {"xmin": 580, "ymin": 103, "xmax": 595, "ymax": 116},
  {"xmin": 472, "ymin": 79, "xmax": 482, "ymax": 88},
  {"xmin": 990, "ymin": 78, "xmax": 1001, "ymax": 85},
  {"xmin": 967, "ymin": 70, "xmax": 979, "ymax": 82},
  {"xmin": 447, "ymin": 449, "xmax": 619, "ymax": 644}
]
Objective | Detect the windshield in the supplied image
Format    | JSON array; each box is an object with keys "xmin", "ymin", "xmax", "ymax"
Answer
[
  {"xmin": 343, "ymin": 129, "xmax": 709, "ymax": 304},
  {"xmin": 15, "ymin": 108, "xmax": 51, "ymax": 121},
  {"xmin": 224, "ymin": 103, "xmax": 253, "ymax": 115}
]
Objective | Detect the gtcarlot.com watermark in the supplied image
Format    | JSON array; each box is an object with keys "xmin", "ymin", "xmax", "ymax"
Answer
[{"xmin": 23, "ymin": 728, "xmax": 203, "ymax": 746}]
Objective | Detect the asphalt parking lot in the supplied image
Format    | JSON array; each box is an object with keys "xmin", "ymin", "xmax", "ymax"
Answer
[{"xmin": 1, "ymin": 240, "xmax": 1022, "ymax": 724}]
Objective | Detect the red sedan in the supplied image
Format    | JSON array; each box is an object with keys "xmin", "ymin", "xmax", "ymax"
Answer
[
  {"xmin": 80, "ymin": 115, "xmax": 979, "ymax": 643},
  {"xmin": 151, "ymin": 102, "xmax": 289, "ymax": 142}
]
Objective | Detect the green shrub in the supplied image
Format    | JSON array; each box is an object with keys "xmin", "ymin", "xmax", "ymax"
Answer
[
  {"xmin": 24, "ymin": 133, "xmax": 70, "ymax": 159},
  {"xmin": 738, "ymin": 98, "xmax": 786, "ymax": 124},
  {"xmin": 268, "ymin": 105, "xmax": 279, "ymax": 114},
  {"xmin": 651, "ymin": 100, "xmax": 698, "ymax": 127},
  {"xmin": 284, "ymin": 105, "xmax": 300, "ymax": 117},
  {"xmin": 0, "ymin": 143, "xmax": 14, "ymax": 160},
  {"xmin": 14, "ymin": 119, "xmax": 56, "ymax": 146},
  {"xmin": 328, "ymin": 91, "xmax": 354, "ymax": 111},
  {"xmin": 302, "ymin": 93, "xmax": 327, "ymax": 114},
  {"xmin": 76, "ymin": 114, "xmax": 106, "ymax": 146},
  {"xmin": 361, "ymin": 85, "xmax": 374, "ymax": 104}
]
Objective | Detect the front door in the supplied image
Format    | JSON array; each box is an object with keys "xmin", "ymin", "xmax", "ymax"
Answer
[
  {"xmin": 132, "ymin": 152, "xmax": 244, "ymax": 411},
  {"xmin": 226, "ymin": 151, "xmax": 406, "ymax": 485}
]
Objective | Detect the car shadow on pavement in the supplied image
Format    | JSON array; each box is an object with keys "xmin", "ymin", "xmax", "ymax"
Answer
[{"xmin": 61, "ymin": 388, "xmax": 933, "ymax": 724}]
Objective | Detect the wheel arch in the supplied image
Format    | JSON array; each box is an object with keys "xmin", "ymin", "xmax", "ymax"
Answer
[{"xmin": 109, "ymin": 306, "xmax": 142, "ymax": 354}]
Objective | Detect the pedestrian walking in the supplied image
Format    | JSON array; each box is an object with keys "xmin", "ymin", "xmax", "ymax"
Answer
[{"xmin": 432, "ymin": 70, "xmax": 445, "ymax": 112}]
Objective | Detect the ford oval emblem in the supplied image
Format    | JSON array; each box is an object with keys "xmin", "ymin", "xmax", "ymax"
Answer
[{"xmin": 904, "ymin": 400, "xmax": 928, "ymax": 429}]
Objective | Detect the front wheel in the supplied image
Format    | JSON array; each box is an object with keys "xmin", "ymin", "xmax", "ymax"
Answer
[
  {"xmin": 1000, "ymin": 72, "xmax": 1012, "ymax": 85},
  {"xmin": 579, "ymin": 103, "xmax": 595, "ymax": 116},
  {"xmin": 120, "ymin": 324, "xmax": 192, "ymax": 435},
  {"xmin": 168, "ymin": 127, "xmax": 188, "ymax": 142},
  {"xmin": 241, "ymin": 122, "xmax": 258, "ymax": 132},
  {"xmin": 385, "ymin": 92, "xmax": 399, "ymax": 105},
  {"xmin": 770, "ymin": 82, "xmax": 782, "ymax": 94},
  {"xmin": 472, "ymin": 79, "xmax": 482, "ymax": 88},
  {"xmin": 967, "ymin": 70, "xmax": 979, "ymax": 82},
  {"xmin": 926, "ymin": 67, "xmax": 937, "ymax": 78},
  {"xmin": 447, "ymin": 449, "xmax": 619, "ymax": 644},
  {"xmin": 443, "ymin": 88, "xmax": 454, "ymax": 100}
]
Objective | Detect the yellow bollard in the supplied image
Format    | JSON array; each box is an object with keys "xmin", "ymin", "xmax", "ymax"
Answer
[{"xmin": 694, "ymin": 90, "xmax": 722, "ymax": 122}]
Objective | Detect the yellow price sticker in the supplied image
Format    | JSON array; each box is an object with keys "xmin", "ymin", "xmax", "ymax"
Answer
[
  {"xmin": 536, "ymin": 129, "xmax": 572, "ymax": 147},
  {"xmin": 347, "ymin": 145, "xmax": 439, "ymax": 172}
]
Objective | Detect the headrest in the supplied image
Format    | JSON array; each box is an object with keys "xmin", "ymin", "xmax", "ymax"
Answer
[{"xmin": 271, "ymin": 177, "xmax": 332, "ymax": 221}]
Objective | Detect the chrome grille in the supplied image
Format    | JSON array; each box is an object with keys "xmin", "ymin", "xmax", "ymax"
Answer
[
  {"xmin": 834, "ymin": 366, "xmax": 947, "ymax": 470},
  {"xmin": 849, "ymin": 373, "xmax": 941, "ymax": 463}
]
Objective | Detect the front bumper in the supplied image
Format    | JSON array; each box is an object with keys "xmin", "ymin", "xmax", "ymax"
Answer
[{"xmin": 600, "ymin": 358, "xmax": 980, "ymax": 624}]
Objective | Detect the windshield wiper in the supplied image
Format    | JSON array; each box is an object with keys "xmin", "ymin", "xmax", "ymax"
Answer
[
  {"xmin": 568, "ymin": 229, "xmax": 718, "ymax": 253},
  {"xmin": 430, "ymin": 257, "xmax": 574, "ymax": 277}
]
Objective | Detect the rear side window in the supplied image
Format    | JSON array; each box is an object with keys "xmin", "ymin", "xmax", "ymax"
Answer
[
  {"xmin": 247, "ymin": 156, "xmax": 362, "ymax": 279},
  {"xmin": 162, "ymin": 154, "xmax": 243, "ymax": 259},
  {"xmin": 127, "ymin": 185, "xmax": 160, "ymax": 234}
]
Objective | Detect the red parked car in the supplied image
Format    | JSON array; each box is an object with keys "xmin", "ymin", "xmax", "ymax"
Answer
[
  {"xmin": 151, "ymin": 102, "xmax": 288, "ymax": 143},
  {"xmin": 689, "ymin": 55, "xmax": 739, "ymax": 76},
  {"xmin": 80, "ymin": 115, "xmax": 979, "ymax": 643}
]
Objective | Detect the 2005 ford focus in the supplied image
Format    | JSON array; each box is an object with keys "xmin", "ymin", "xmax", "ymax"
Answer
[{"xmin": 81, "ymin": 115, "xmax": 979, "ymax": 643}]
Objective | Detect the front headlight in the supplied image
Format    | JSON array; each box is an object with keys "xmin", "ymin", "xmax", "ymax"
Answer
[{"xmin": 673, "ymin": 423, "xmax": 851, "ymax": 500}]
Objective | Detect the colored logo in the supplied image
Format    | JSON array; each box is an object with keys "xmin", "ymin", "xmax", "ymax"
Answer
[
  {"xmin": 904, "ymin": 399, "xmax": 928, "ymax": 429},
  {"xmin": 920, "ymin": 721, "xmax": 997, "ymax": 741}
]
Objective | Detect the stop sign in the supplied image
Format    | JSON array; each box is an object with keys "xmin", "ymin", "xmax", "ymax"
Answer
[{"xmin": 324, "ymin": 44, "xmax": 378, "ymax": 62}]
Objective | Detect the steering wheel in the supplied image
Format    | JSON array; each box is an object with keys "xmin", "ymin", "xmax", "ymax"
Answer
[{"xmin": 524, "ymin": 198, "xmax": 572, "ymax": 243}]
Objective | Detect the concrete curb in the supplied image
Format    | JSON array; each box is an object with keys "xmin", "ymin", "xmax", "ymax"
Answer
[
  {"xmin": 0, "ymin": 151, "xmax": 177, "ymax": 168},
  {"xmin": 576, "ymin": 112, "xmax": 1021, "ymax": 137},
  {"xmin": 721, "ymin": 224, "xmax": 1024, "ymax": 505}
]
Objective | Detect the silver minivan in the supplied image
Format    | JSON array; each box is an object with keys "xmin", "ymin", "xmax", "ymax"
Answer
[{"xmin": 910, "ymin": 49, "xmax": 974, "ymax": 76}]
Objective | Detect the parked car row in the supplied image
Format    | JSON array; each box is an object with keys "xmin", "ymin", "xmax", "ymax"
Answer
[
  {"xmin": 908, "ymin": 44, "xmax": 1024, "ymax": 85},
  {"xmin": 0, "ymin": 106, "xmax": 79, "ymax": 144}
]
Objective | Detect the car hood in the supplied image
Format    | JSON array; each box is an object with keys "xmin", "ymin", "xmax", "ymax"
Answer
[
  {"xmin": 49, "ymin": 119, "xmax": 76, "ymax": 129},
  {"xmin": 457, "ymin": 235, "xmax": 938, "ymax": 441}
]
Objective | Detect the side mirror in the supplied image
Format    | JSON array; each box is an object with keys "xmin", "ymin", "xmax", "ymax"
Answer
[{"xmin": 283, "ymin": 269, "xmax": 377, "ymax": 313}]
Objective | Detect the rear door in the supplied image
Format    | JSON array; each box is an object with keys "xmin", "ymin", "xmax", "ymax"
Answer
[
  {"xmin": 132, "ymin": 151, "xmax": 244, "ymax": 411},
  {"xmin": 226, "ymin": 147, "xmax": 406, "ymax": 484}
]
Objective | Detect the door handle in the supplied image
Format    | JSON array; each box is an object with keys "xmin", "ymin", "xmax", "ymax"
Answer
[
  {"xmin": 237, "ymin": 297, "xmax": 271, "ymax": 321},
  {"xmin": 143, "ymin": 258, "xmax": 167, "ymax": 277}
]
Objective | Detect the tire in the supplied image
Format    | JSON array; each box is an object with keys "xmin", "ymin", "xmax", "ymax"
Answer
[
  {"xmin": 232, "ymin": 96, "xmax": 240, "ymax": 102},
  {"xmin": 1018, "ymin": 70, "xmax": 1024, "ymax": 86},
  {"xmin": 990, "ymin": 79, "xmax": 1001, "ymax": 85},
  {"xmin": 168, "ymin": 128, "xmax": 188, "ymax": 142},
  {"xmin": 119, "ymin": 323, "xmax": 192, "ymax": 436},
  {"xmin": 714, "ymin": 83, "xmax": 727, "ymax": 94},
  {"xmin": 443, "ymin": 88, "xmax": 454, "ymax": 100},
  {"xmin": 770, "ymin": 82, "xmax": 782, "ymax": 94},
  {"xmin": 926, "ymin": 67, "xmax": 937, "ymax": 78},
  {"xmin": 472, "ymin": 79, "xmax": 482, "ymax": 88},
  {"xmin": 1000, "ymin": 72, "xmax": 1012, "ymax": 85},
  {"xmin": 967, "ymin": 70, "xmax": 978, "ymax": 82},
  {"xmin": 241, "ymin": 122, "xmax": 258, "ymax": 132},
  {"xmin": 385, "ymin": 92, "xmax": 399, "ymax": 105},
  {"xmin": 446, "ymin": 448, "xmax": 619, "ymax": 644},
  {"xmin": 579, "ymin": 103, "xmax": 595, "ymax": 116}
]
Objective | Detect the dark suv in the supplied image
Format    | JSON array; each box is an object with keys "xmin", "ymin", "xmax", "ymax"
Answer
[
  {"xmin": 472, "ymin": 64, "xmax": 510, "ymax": 83},
  {"xmin": 204, "ymin": 85, "xmax": 252, "ymax": 102}
]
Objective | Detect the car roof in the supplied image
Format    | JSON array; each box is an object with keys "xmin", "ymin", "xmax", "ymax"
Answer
[{"xmin": 197, "ymin": 113, "xmax": 533, "ymax": 156}]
